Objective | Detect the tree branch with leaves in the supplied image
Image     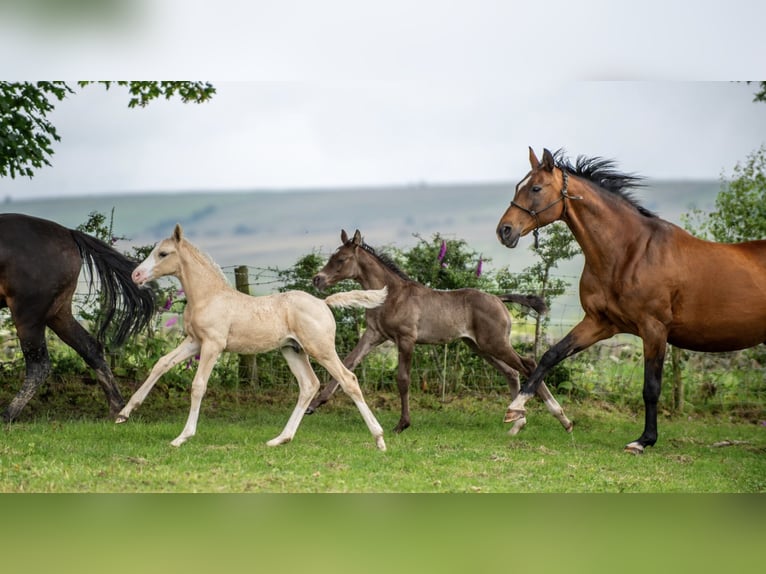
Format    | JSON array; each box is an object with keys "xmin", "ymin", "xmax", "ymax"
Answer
[{"xmin": 0, "ymin": 81, "xmax": 215, "ymax": 180}]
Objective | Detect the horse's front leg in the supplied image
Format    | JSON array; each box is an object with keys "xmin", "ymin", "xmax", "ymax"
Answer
[
  {"xmin": 625, "ymin": 329, "xmax": 667, "ymax": 455},
  {"xmin": 393, "ymin": 340, "xmax": 415, "ymax": 433},
  {"xmin": 116, "ymin": 336, "xmax": 200, "ymax": 423},
  {"xmin": 306, "ymin": 328, "xmax": 384, "ymax": 414},
  {"xmin": 268, "ymin": 347, "xmax": 321, "ymax": 446},
  {"xmin": 505, "ymin": 316, "xmax": 615, "ymax": 424},
  {"xmin": 170, "ymin": 342, "xmax": 223, "ymax": 447}
]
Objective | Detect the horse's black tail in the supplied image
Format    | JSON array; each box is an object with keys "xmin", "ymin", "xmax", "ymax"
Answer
[
  {"xmin": 70, "ymin": 230, "xmax": 156, "ymax": 347},
  {"xmin": 498, "ymin": 293, "xmax": 548, "ymax": 315}
]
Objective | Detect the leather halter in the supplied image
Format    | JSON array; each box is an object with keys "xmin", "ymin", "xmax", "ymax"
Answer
[{"xmin": 509, "ymin": 170, "xmax": 582, "ymax": 248}]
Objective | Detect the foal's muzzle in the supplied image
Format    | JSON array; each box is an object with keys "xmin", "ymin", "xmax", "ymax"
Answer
[{"xmin": 312, "ymin": 274, "xmax": 326, "ymax": 290}]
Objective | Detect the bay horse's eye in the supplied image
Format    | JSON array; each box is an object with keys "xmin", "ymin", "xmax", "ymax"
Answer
[{"xmin": 531, "ymin": 185, "xmax": 542, "ymax": 193}]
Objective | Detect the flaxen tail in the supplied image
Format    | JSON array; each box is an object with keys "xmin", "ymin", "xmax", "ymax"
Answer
[
  {"xmin": 324, "ymin": 287, "xmax": 388, "ymax": 309},
  {"xmin": 498, "ymin": 293, "xmax": 548, "ymax": 315}
]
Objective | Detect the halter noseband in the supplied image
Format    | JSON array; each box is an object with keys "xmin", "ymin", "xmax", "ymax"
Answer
[{"xmin": 509, "ymin": 170, "xmax": 582, "ymax": 248}]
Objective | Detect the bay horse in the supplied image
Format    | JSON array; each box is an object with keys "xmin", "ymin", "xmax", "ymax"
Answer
[
  {"xmin": 497, "ymin": 147, "xmax": 766, "ymax": 453},
  {"xmin": 309, "ymin": 229, "xmax": 573, "ymax": 435},
  {"xmin": 118, "ymin": 224, "xmax": 388, "ymax": 450},
  {"xmin": 0, "ymin": 213, "xmax": 155, "ymax": 421}
]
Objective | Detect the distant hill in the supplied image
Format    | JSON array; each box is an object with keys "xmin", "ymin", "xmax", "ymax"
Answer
[{"xmin": 1, "ymin": 179, "xmax": 720, "ymax": 323}]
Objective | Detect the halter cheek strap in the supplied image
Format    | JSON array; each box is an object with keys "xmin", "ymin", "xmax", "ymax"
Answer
[{"xmin": 509, "ymin": 170, "xmax": 582, "ymax": 248}]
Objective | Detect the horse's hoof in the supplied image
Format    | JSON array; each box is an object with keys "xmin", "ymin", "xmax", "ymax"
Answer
[
  {"xmin": 305, "ymin": 407, "xmax": 315, "ymax": 415},
  {"xmin": 170, "ymin": 437, "xmax": 187, "ymax": 447},
  {"xmin": 376, "ymin": 436, "xmax": 387, "ymax": 451},
  {"xmin": 114, "ymin": 414, "xmax": 128, "ymax": 424},
  {"xmin": 624, "ymin": 442, "xmax": 644, "ymax": 455},
  {"xmin": 266, "ymin": 436, "xmax": 291, "ymax": 447},
  {"xmin": 392, "ymin": 422, "xmax": 410, "ymax": 434},
  {"xmin": 504, "ymin": 408, "xmax": 526, "ymax": 423},
  {"xmin": 507, "ymin": 417, "xmax": 527, "ymax": 436},
  {"xmin": 565, "ymin": 421, "xmax": 575, "ymax": 433}
]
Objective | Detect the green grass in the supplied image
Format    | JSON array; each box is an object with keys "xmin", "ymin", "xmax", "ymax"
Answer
[{"xmin": 2, "ymin": 391, "xmax": 764, "ymax": 493}]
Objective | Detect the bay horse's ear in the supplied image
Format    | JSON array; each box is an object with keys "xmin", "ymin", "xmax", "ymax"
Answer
[
  {"xmin": 352, "ymin": 230, "xmax": 362, "ymax": 246},
  {"xmin": 542, "ymin": 148, "xmax": 555, "ymax": 172},
  {"xmin": 341, "ymin": 229, "xmax": 349, "ymax": 244},
  {"xmin": 173, "ymin": 223, "xmax": 184, "ymax": 243},
  {"xmin": 529, "ymin": 147, "xmax": 540, "ymax": 169}
]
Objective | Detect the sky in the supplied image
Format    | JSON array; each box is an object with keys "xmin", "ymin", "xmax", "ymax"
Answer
[{"xmin": 2, "ymin": 1, "xmax": 765, "ymax": 200}]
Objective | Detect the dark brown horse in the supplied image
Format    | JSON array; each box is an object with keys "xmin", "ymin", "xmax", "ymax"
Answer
[
  {"xmin": 496, "ymin": 147, "xmax": 766, "ymax": 453},
  {"xmin": 0, "ymin": 213, "xmax": 155, "ymax": 421},
  {"xmin": 309, "ymin": 229, "xmax": 573, "ymax": 435}
]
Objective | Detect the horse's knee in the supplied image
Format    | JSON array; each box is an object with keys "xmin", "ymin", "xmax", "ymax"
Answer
[{"xmin": 338, "ymin": 374, "xmax": 363, "ymax": 400}]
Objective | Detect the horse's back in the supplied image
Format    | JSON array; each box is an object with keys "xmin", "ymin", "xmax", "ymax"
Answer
[
  {"xmin": 394, "ymin": 285, "xmax": 508, "ymax": 343},
  {"xmin": 220, "ymin": 289, "xmax": 334, "ymax": 354},
  {"xmin": 0, "ymin": 214, "xmax": 81, "ymax": 299}
]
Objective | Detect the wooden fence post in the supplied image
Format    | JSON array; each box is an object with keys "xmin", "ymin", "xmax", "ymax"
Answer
[{"xmin": 234, "ymin": 265, "xmax": 258, "ymax": 386}]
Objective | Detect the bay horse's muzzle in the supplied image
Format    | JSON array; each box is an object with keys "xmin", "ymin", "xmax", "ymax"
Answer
[{"xmin": 496, "ymin": 224, "xmax": 521, "ymax": 249}]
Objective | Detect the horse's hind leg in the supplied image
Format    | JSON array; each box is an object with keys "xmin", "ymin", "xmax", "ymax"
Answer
[
  {"xmin": 47, "ymin": 311, "xmax": 124, "ymax": 416},
  {"xmin": 267, "ymin": 347, "xmax": 322, "ymax": 447},
  {"xmin": 465, "ymin": 340, "xmax": 528, "ymax": 435},
  {"xmin": 307, "ymin": 329, "xmax": 384, "ymax": 414},
  {"xmin": 2, "ymin": 321, "xmax": 50, "ymax": 422},
  {"xmin": 469, "ymin": 340, "xmax": 573, "ymax": 434},
  {"xmin": 314, "ymin": 351, "xmax": 386, "ymax": 451}
]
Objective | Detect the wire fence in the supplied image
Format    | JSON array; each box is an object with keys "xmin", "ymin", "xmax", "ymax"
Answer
[{"xmin": 3, "ymin": 263, "xmax": 763, "ymax": 418}]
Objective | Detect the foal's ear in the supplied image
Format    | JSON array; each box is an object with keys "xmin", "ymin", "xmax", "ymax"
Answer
[
  {"xmin": 541, "ymin": 148, "xmax": 555, "ymax": 172},
  {"xmin": 529, "ymin": 146, "xmax": 540, "ymax": 169},
  {"xmin": 341, "ymin": 229, "xmax": 349, "ymax": 244},
  {"xmin": 352, "ymin": 229, "xmax": 362, "ymax": 245},
  {"xmin": 173, "ymin": 223, "xmax": 184, "ymax": 243}
]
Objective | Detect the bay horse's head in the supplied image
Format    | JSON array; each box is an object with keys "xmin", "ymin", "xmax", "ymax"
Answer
[
  {"xmin": 312, "ymin": 229, "xmax": 363, "ymax": 291},
  {"xmin": 496, "ymin": 147, "xmax": 576, "ymax": 248},
  {"xmin": 132, "ymin": 223, "xmax": 185, "ymax": 286}
]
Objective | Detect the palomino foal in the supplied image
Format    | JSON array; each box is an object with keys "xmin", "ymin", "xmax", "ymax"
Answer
[{"xmin": 116, "ymin": 224, "xmax": 388, "ymax": 450}]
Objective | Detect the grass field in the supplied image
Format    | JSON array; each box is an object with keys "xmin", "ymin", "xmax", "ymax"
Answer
[
  {"xmin": 2, "ymin": 389, "xmax": 764, "ymax": 574},
  {"xmin": 2, "ymin": 390, "xmax": 763, "ymax": 493}
]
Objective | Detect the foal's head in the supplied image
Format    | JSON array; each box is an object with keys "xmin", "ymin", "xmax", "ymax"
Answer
[
  {"xmin": 132, "ymin": 224, "xmax": 186, "ymax": 286},
  {"xmin": 312, "ymin": 229, "xmax": 363, "ymax": 290},
  {"xmin": 496, "ymin": 147, "xmax": 570, "ymax": 249}
]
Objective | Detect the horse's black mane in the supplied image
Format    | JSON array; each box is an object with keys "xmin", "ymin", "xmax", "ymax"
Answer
[
  {"xmin": 352, "ymin": 240, "xmax": 412, "ymax": 281},
  {"xmin": 554, "ymin": 149, "xmax": 656, "ymax": 218}
]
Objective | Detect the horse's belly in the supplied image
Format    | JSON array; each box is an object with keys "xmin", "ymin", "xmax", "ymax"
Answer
[
  {"xmin": 669, "ymin": 322, "xmax": 766, "ymax": 352},
  {"xmin": 225, "ymin": 326, "xmax": 286, "ymax": 354}
]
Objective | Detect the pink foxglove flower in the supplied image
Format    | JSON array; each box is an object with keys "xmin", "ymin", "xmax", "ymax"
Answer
[
  {"xmin": 476, "ymin": 256, "xmax": 483, "ymax": 277},
  {"xmin": 437, "ymin": 240, "xmax": 447, "ymax": 261}
]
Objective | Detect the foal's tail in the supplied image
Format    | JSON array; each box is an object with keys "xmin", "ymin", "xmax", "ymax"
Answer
[
  {"xmin": 324, "ymin": 287, "xmax": 388, "ymax": 310},
  {"xmin": 71, "ymin": 230, "xmax": 156, "ymax": 347},
  {"xmin": 498, "ymin": 293, "xmax": 548, "ymax": 315}
]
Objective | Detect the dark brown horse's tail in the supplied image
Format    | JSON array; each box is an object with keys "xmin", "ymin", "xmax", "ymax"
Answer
[
  {"xmin": 71, "ymin": 230, "xmax": 156, "ymax": 347},
  {"xmin": 498, "ymin": 293, "xmax": 548, "ymax": 315}
]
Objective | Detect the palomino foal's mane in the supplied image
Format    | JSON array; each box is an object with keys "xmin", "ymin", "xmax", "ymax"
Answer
[{"xmin": 178, "ymin": 238, "xmax": 229, "ymax": 283}]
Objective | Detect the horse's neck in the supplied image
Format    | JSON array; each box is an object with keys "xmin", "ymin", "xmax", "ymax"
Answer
[
  {"xmin": 357, "ymin": 251, "xmax": 404, "ymax": 291},
  {"xmin": 177, "ymin": 245, "xmax": 231, "ymax": 304},
  {"xmin": 565, "ymin": 183, "xmax": 648, "ymax": 271}
]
